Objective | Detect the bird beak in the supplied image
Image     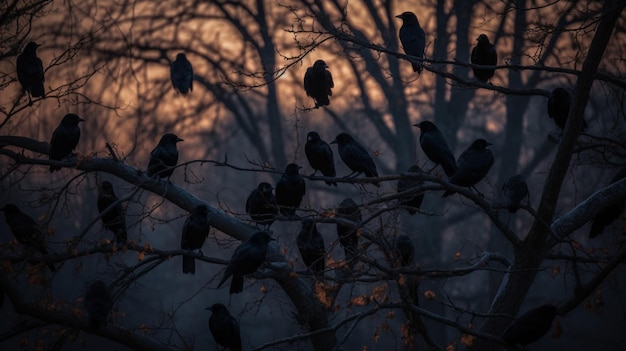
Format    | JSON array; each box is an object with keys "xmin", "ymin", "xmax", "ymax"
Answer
[
  {"xmin": 298, "ymin": 165, "xmax": 303, "ymax": 170},
  {"xmin": 486, "ymin": 142, "xmax": 493, "ymax": 146},
  {"xmin": 412, "ymin": 123, "xmax": 420, "ymax": 128},
  {"xmin": 330, "ymin": 139, "xmax": 337, "ymax": 144},
  {"xmin": 79, "ymin": 117, "xmax": 85, "ymax": 122},
  {"xmin": 177, "ymin": 137, "xmax": 184, "ymax": 142},
  {"xmin": 395, "ymin": 14, "xmax": 402, "ymax": 19},
  {"xmin": 205, "ymin": 306, "xmax": 212, "ymax": 311}
]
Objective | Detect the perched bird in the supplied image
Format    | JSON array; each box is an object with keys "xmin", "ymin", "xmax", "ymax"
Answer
[
  {"xmin": 170, "ymin": 53, "xmax": 193, "ymax": 95},
  {"xmin": 470, "ymin": 34, "xmax": 497, "ymax": 83},
  {"xmin": 331, "ymin": 132, "xmax": 379, "ymax": 187},
  {"xmin": 502, "ymin": 174, "xmax": 529, "ymax": 213},
  {"xmin": 1, "ymin": 204, "xmax": 55, "ymax": 272},
  {"xmin": 17, "ymin": 41, "xmax": 45, "ymax": 98},
  {"xmin": 297, "ymin": 218, "xmax": 325, "ymax": 276},
  {"xmin": 305, "ymin": 131, "xmax": 337, "ymax": 186},
  {"xmin": 97, "ymin": 181, "xmax": 127, "ymax": 244},
  {"xmin": 396, "ymin": 12, "xmax": 426, "ymax": 73},
  {"xmin": 589, "ymin": 167, "xmax": 626, "ymax": 238},
  {"xmin": 442, "ymin": 139, "xmax": 494, "ymax": 198},
  {"xmin": 49, "ymin": 113, "xmax": 84, "ymax": 172},
  {"xmin": 84, "ymin": 280, "xmax": 112, "ymax": 330},
  {"xmin": 394, "ymin": 235, "xmax": 415, "ymax": 267},
  {"xmin": 217, "ymin": 231, "xmax": 274, "ymax": 294},
  {"xmin": 275, "ymin": 163, "xmax": 306, "ymax": 216},
  {"xmin": 414, "ymin": 121, "xmax": 457, "ymax": 177},
  {"xmin": 336, "ymin": 198, "xmax": 361, "ymax": 262},
  {"xmin": 304, "ymin": 59, "xmax": 334, "ymax": 108},
  {"xmin": 547, "ymin": 87, "xmax": 587, "ymax": 131},
  {"xmin": 181, "ymin": 204, "xmax": 211, "ymax": 274},
  {"xmin": 502, "ymin": 304, "xmax": 557, "ymax": 347},
  {"xmin": 397, "ymin": 165, "xmax": 424, "ymax": 215},
  {"xmin": 147, "ymin": 133, "xmax": 184, "ymax": 179},
  {"xmin": 207, "ymin": 303, "xmax": 242, "ymax": 351},
  {"xmin": 246, "ymin": 182, "xmax": 278, "ymax": 227}
]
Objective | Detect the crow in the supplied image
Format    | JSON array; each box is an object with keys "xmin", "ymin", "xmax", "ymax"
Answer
[
  {"xmin": 502, "ymin": 174, "xmax": 528, "ymax": 213},
  {"xmin": 331, "ymin": 132, "xmax": 379, "ymax": 187},
  {"xmin": 547, "ymin": 87, "xmax": 587, "ymax": 131},
  {"xmin": 397, "ymin": 165, "xmax": 424, "ymax": 215},
  {"xmin": 336, "ymin": 198, "xmax": 361, "ymax": 262},
  {"xmin": 49, "ymin": 113, "xmax": 84, "ymax": 172},
  {"xmin": 589, "ymin": 167, "xmax": 626, "ymax": 238},
  {"xmin": 17, "ymin": 41, "xmax": 45, "ymax": 98},
  {"xmin": 442, "ymin": 138, "xmax": 494, "ymax": 197},
  {"xmin": 147, "ymin": 133, "xmax": 183, "ymax": 179},
  {"xmin": 207, "ymin": 303, "xmax": 242, "ymax": 351},
  {"xmin": 170, "ymin": 53, "xmax": 193, "ymax": 95},
  {"xmin": 97, "ymin": 181, "xmax": 128, "ymax": 244},
  {"xmin": 181, "ymin": 204, "xmax": 211, "ymax": 274},
  {"xmin": 304, "ymin": 59, "xmax": 334, "ymax": 107},
  {"xmin": 84, "ymin": 280, "xmax": 112, "ymax": 330},
  {"xmin": 413, "ymin": 121, "xmax": 457, "ymax": 177},
  {"xmin": 396, "ymin": 12, "xmax": 426, "ymax": 73},
  {"xmin": 275, "ymin": 163, "xmax": 306, "ymax": 216},
  {"xmin": 217, "ymin": 231, "xmax": 274, "ymax": 294},
  {"xmin": 246, "ymin": 182, "xmax": 278, "ymax": 227},
  {"xmin": 502, "ymin": 304, "xmax": 557, "ymax": 347},
  {"xmin": 297, "ymin": 218, "xmax": 325, "ymax": 276},
  {"xmin": 305, "ymin": 131, "xmax": 337, "ymax": 186},
  {"xmin": 394, "ymin": 235, "xmax": 415, "ymax": 267},
  {"xmin": 1, "ymin": 204, "xmax": 55, "ymax": 272},
  {"xmin": 471, "ymin": 34, "xmax": 497, "ymax": 83}
]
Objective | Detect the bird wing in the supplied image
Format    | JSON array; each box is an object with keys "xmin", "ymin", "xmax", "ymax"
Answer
[
  {"xmin": 399, "ymin": 25, "xmax": 425, "ymax": 58},
  {"xmin": 325, "ymin": 70, "xmax": 334, "ymax": 92},
  {"xmin": 181, "ymin": 218, "xmax": 190, "ymax": 249},
  {"xmin": 303, "ymin": 68, "xmax": 313, "ymax": 97},
  {"xmin": 421, "ymin": 132, "xmax": 456, "ymax": 169},
  {"xmin": 341, "ymin": 141, "xmax": 377, "ymax": 176}
]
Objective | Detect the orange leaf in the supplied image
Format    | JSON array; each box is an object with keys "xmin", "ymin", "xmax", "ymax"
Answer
[
  {"xmin": 424, "ymin": 290, "xmax": 436, "ymax": 300},
  {"xmin": 454, "ymin": 252, "xmax": 461, "ymax": 260},
  {"xmin": 551, "ymin": 265, "xmax": 560, "ymax": 277},
  {"xmin": 461, "ymin": 334, "xmax": 474, "ymax": 346},
  {"xmin": 446, "ymin": 341, "xmax": 456, "ymax": 351},
  {"xmin": 349, "ymin": 295, "xmax": 368, "ymax": 307},
  {"xmin": 260, "ymin": 286, "xmax": 268, "ymax": 294},
  {"xmin": 137, "ymin": 252, "xmax": 145, "ymax": 261}
]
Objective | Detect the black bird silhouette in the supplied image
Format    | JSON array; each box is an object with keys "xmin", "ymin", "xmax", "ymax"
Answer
[
  {"xmin": 304, "ymin": 59, "xmax": 334, "ymax": 108},
  {"xmin": 502, "ymin": 174, "xmax": 528, "ymax": 213},
  {"xmin": 217, "ymin": 231, "xmax": 273, "ymax": 294},
  {"xmin": 502, "ymin": 304, "xmax": 557, "ymax": 347},
  {"xmin": 147, "ymin": 133, "xmax": 184, "ymax": 179},
  {"xmin": 396, "ymin": 12, "xmax": 426, "ymax": 73},
  {"xmin": 181, "ymin": 204, "xmax": 211, "ymax": 274},
  {"xmin": 1, "ymin": 204, "xmax": 55, "ymax": 272},
  {"xmin": 394, "ymin": 235, "xmax": 415, "ymax": 267},
  {"xmin": 305, "ymin": 131, "xmax": 337, "ymax": 186},
  {"xmin": 470, "ymin": 34, "xmax": 497, "ymax": 83},
  {"xmin": 275, "ymin": 163, "xmax": 306, "ymax": 216},
  {"xmin": 297, "ymin": 218, "xmax": 325, "ymax": 276},
  {"xmin": 97, "ymin": 181, "xmax": 127, "ymax": 244},
  {"xmin": 84, "ymin": 280, "xmax": 112, "ymax": 330},
  {"xmin": 207, "ymin": 303, "xmax": 242, "ymax": 351},
  {"xmin": 17, "ymin": 41, "xmax": 45, "ymax": 99},
  {"xmin": 49, "ymin": 113, "xmax": 84, "ymax": 172},
  {"xmin": 170, "ymin": 53, "xmax": 193, "ymax": 95},
  {"xmin": 246, "ymin": 182, "xmax": 278, "ymax": 227},
  {"xmin": 589, "ymin": 167, "xmax": 626, "ymax": 238},
  {"xmin": 414, "ymin": 121, "xmax": 457, "ymax": 177},
  {"xmin": 331, "ymin": 132, "xmax": 379, "ymax": 187},
  {"xmin": 547, "ymin": 87, "xmax": 587, "ymax": 131},
  {"xmin": 443, "ymin": 138, "xmax": 494, "ymax": 198},
  {"xmin": 336, "ymin": 198, "xmax": 361, "ymax": 262},
  {"xmin": 397, "ymin": 165, "xmax": 424, "ymax": 215}
]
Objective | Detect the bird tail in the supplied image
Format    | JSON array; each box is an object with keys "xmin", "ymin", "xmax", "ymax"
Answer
[
  {"xmin": 49, "ymin": 165, "xmax": 60, "ymax": 172},
  {"xmin": 182, "ymin": 255, "xmax": 195, "ymax": 274},
  {"xmin": 317, "ymin": 96, "xmax": 330, "ymax": 106},
  {"xmin": 31, "ymin": 85, "xmax": 45, "ymax": 98},
  {"xmin": 411, "ymin": 62, "xmax": 423, "ymax": 74},
  {"xmin": 114, "ymin": 227, "xmax": 128, "ymax": 245},
  {"xmin": 442, "ymin": 190, "xmax": 454, "ymax": 198},
  {"xmin": 230, "ymin": 274, "xmax": 244, "ymax": 294}
]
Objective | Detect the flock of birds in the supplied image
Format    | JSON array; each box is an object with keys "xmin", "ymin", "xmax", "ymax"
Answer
[{"xmin": 3, "ymin": 10, "xmax": 626, "ymax": 350}]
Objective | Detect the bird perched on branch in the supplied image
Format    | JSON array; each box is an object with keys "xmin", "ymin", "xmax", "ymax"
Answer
[
  {"xmin": 471, "ymin": 34, "xmax": 497, "ymax": 83},
  {"xmin": 397, "ymin": 165, "xmax": 425, "ymax": 215},
  {"xmin": 217, "ymin": 231, "xmax": 274, "ymax": 294},
  {"xmin": 1, "ymin": 204, "xmax": 55, "ymax": 272},
  {"xmin": 414, "ymin": 121, "xmax": 457, "ymax": 177},
  {"xmin": 147, "ymin": 133, "xmax": 183, "ymax": 179},
  {"xmin": 246, "ymin": 182, "xmax": 278, "ymax": 228},
  {"xmin": 84, "ymin": 280, "xmax": 112, "ymax": 330},
  {"xmin": 502, "ymin": 304, "xmax": 557, "ymax": 347},
  {"xmin": 207, "ymin": 303, "xmax": 242, "ymax": 351},
  {"xmin": 331, "ymin": 132, "xmax": 379, "ymax": 187},
  {"xmin": 396, "ymin": 12, "xmax": 426, "ymax": 74},
  {"xmin": 336, "ymin": 198, "xmax": 361, "ymax": 263},
  {"xmin": 297, "ymin": 218, "xmax": 325, "ymax": 276},
  {"xmin": 304, "ymin": 59, "xmax": 334, "ymax": 108},
  {"xmin": 97, "ymin": 181, "xmax": 128, "ymax": 244},
  {"xmin": 170, "ymin": 53, "xmax": 193, "ymax": 95},
  {"xmin": 502, "ymin": 174, "xmax": 528, "ymax": 213},
  {"xmin": 49, "ymin": 113, "xmax": 84, "ymax": 172},
  {"xmin": 547, "ymin": 87, "xmax": 587, "ymax": 132},
  {"xmin": 442, "ymin": 139, "xmax": 494, "ymax": 197},
  {"xmin": 275, "ymin": 163, "xmax": 306, "ymax": 216},
  {"xmin": 589, "ymin": 167, "xmax": 626, "ymax": 238},
  {"xmin": 181, "ymin": 204, "xmax": 211, "ymax": 274},
  {"xmin": 17, "ymin": 41, "xmax": 45, "ymax": 99},
  {"xmin": 305, "ymin": 131, "xmax": 336, "ymax": 186},
  {"xmin": 394, "ymin": 235, "xmax": 415, "ymax": 267}
]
